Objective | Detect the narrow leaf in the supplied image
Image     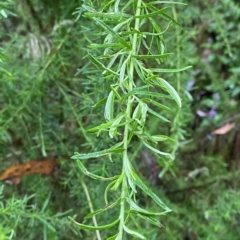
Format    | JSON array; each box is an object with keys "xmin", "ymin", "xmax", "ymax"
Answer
[
  {"xmin": 152, "ymin": 135, "xmax": 175, "ymax": 142},
  {"xmin": 109, "ymin": 113, "xmax": 125, "ymax": 138},
  {"xmin": 93, "ymin": 17, "xmax": 131, "ymax": 49},
  {"xmin": 76, "ymin": 160, "xmax": 118, "ymax": 181},
  {"xmin": 121, "ymin": 85, "xmax": 149, "ymax": 100},
  {"xmin": 146, "ymin": 76, "xmax": 181, "ymax": 107},
  {"xmin": 107, "ymin": 234, "xmax": 118, "ymax": 240},
  {"xmin": 128, "ymin": 199, "xmax": 168, "ymax": 216},
  {"xmin": 134, "ymin": 7, "xmax": 170, "ymax": 18},
  {"xmin": 132, "ymin": 53, "xmax": 172, "ymax": 59},
  {"xmin": 88, "ymin": 53, "xmax": 118, "ymax": 76},
  {"xmin": 142, "ymin": 98, "xmax": 170, "ymax": 110},
  {"xmin": 137, "ymin": 214, "xmax": 163, "ymax": 227},
  {"xmin": 150, "ymin": 66, "xmax": 192, "ymax": 73},
  {"xmin": 123, "ymin": 224, "xmax": 146, "ymax": 239},
  {"xmin": 147, "ymin": 108, "xmax": 170, "ymax": 122},
  {"xmin": 69, "ymin": 217, "xmax": 119, "ymax": 230},
  {"xmin": 142, "ymin": 139, "xmax": 173, "ymax": 159},
  {"xmin": 85, "ymin": 198, "xmax": 121, "ymax": 219},
  {"xmin": 145, "ymin": 1, "xmax": 187, "ymax": 6},
  {"xmin": 132, "ymin": 171, "xmax": 171, "ymax": 212},
  {"xmin": 71, "ymin": 148, "xmax": 125, "ymax": 160},
  {"xmin": 0, "ymin": 66, "xmax": 12, "ymax": 76},
  {"xmin": 92, "ymin": 97, "xmax": 107, "ymax": 108},
  {"xmin": 105, "ymin": 91, "xmax": 115, "ymax": 121}
]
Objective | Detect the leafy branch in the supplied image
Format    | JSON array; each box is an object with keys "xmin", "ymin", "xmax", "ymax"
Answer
[{"xmin": 70, "ymin": 0, "xmax": 189, "ymax": 239}]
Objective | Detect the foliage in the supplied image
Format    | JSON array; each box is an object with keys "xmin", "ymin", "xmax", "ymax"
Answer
[
  {"xmin": 69, "ymin": 1, "xmax": 191, "ymax": 239},
  {"xmin": 0, "ymin": 0, "xmax": 240, "ymax": 239}
]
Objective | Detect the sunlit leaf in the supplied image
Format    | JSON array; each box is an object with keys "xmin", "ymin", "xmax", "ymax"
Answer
[
  {"xmin": 132, "ymin": 53, "xmax": 172, "ymax": 59},
  {"xmin": 71, "ymin": 147, "xmax": 125, "ymax": 160},
  {"xmin": 105, "ymin": 91, "xmax": 115, "ymax": 121},
  {"xmin": 150, "ymin": 66, "xmax": 192, "ymax": 73}
]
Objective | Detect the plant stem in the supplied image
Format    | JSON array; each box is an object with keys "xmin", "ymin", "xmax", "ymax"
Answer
[
  {"xmin": 118, "ymin": 0, "xmax": 142, "ymax": 238},
  {"xmin": 118, "ymin": 175, "xmax": 127, "ymax": 239},
  {"xmin": 81, "ymin": 180, "xmax": 102, "ymax": 240}
]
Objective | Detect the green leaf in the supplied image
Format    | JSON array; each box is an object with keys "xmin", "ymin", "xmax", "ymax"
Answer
[
  {"xmin": 147, "ymin": 108, "xmax": 170, "ymax": 122},
  {"xmin": 124, "ymin": 156, "xmax": 137, "ymax": 193},
  {"xmin": 142, "ymin": 139, "xmax": 173, "ymax": 159},
  {"xmin": 107, "ymin": 234, "xmax": 119, "ymax": 240},
  {"xmin": 71, "ymin": 147, "xmax": 125, "ymax": 160},
  {"xmin": 123, "ymin": 224, "xmax": 146, "ymax": 239},
  {"xmin": 0, "ymin": 9, "xmax": 7, "ymax": 18},
  {"xmin": 69, "ymin": 217, "xmax": 119, "ymax": 230},
  {"xmin": 145, "ymin": 1, "xmax": 187, "ymax": 6},
  {"xmin": 105, "ymin": 91, "xmax": 115, "ymax": 121},
  {"xmin": 121, "ymin": 85, "xmax": 149, "ymax": 100},
  {"xmin": 88, "ymin": 53, "xmax": 118, "ymax": 76},
  {"xmin": 86, "ymin": 11, "xmax": 131, "ymax": 20},
  {"xmin": 132, "ymin": 53, "xmax": 172, "ymax": 59},
  {"xmin": 160, "ymin": 12, "xmax": 181, "ymax": 27},
  {"xmin": 37, "ymin": 218, "xmax": 56, "ymax": 232},
  {"xmin": 134, "ymin": 7, "xmax": 170, "ymax": 18},
  {"xmin": 132, "ymin": 103, "xmax": 141, "ymax": 124},
  {"xmin": 104, "ymin": 50, "xmax": 124, "ymax": 73},
  {"xmin": 0, "ymin": 66, "xmax": 12, "ymax": 76},
  {"xmin": 142, "ymin": 98, "xmax": 170, "ymax": 111},
  {"xmin": 84, "ymin": 198, "xmax": 121, "ymax": 219},
  {"xmin": 150, "ymin": 66, "xmax": 192, "ymax": 73},
  {"xmin": 92, "ymin": 97, "xmax": 107, "ymax": 108},
  {"xmin": 136, "ymin": 213, "xmax": 163, "ymax": 227},
  {"xmin": 119, "ymin": 57, "xmax": 128, "ymax": 89},
  {"xmin": 89, "ymin": 43, "xmax": 123, "ymax": 49},
  {"xmin": 122, "ymin": 89, "xmax": 172, "ymax": 101},
  {"xmin": 111, "ymin": 85, "xmax": 121, "ymax": 100},
  {"xmin": 139, "ymin": 101, "xmax": 148, "ymax": 126},
  {"xmin": 104, "ymin": 180, "xmax": 117, "ymax": 204},
  {"xmin": 87, "ymin": 121, "xmax": 113, "ymax": 134},
  {"xmin": 128, "ymin": 199, "xmax": 168, "ymax": 216},
  {"xmin": 109, "ymin": 113, "xmax": 125, "ymax": 138},
  {"xmin": 76, "ymin": 160, "xmax": 118, "ymax": 181},
  {"xmin": 111, "ymin": 172, "xmax": 124, "ymax": 191},
  {"xmin": 40, "ymin": 192, "xmax": 51, "ymax": 213},
  {"xmin": 93, "ymin": 17, "xmax": 131, "ymax": 49},
  {"xmin": 152, "ymin": 135, "xmax": 175, "ymax": 142},
  {"xmin": 146, "ymin": 76, "xmax": 181, "ymax": 107},
  {"xmin": 132, "ymin": 171, "xmax": 171, "ymax": 212},
  {"xmin": 134, "ymin": 91, "xmax": 173, "ymax": 99},
  {"xmin": 128, "ymin": 119, "xmax": 139, "ymax": 144}
]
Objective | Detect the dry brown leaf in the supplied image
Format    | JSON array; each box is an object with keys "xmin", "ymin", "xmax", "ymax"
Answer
[
  {"xmin": 211, "ymin": 123, "xmax": 235, "ymax": 135},
  {"xmin": 0, "ymin": 159, "xmax": 59, "ymax": 185}
]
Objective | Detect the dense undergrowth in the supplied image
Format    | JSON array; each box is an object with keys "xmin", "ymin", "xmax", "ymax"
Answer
[{"xmin": 0, "ymin": 0, "xmax": 240, "ymax": 239}]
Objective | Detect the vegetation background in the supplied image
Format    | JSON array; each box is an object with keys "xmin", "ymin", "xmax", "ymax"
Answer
[{"xmin": 0, "ymin": 0, "xmax": 240, "ymax": 239}]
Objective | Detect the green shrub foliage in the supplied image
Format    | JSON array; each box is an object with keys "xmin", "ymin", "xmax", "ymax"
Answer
[{"xmin": 0, "ymin": 0, "xmax": 240, "ymax": 239}]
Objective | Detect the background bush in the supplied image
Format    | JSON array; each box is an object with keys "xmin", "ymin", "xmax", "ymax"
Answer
[{"xmin": 0, "ymin": 0, "xmax": 240, "ymax": 239}]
